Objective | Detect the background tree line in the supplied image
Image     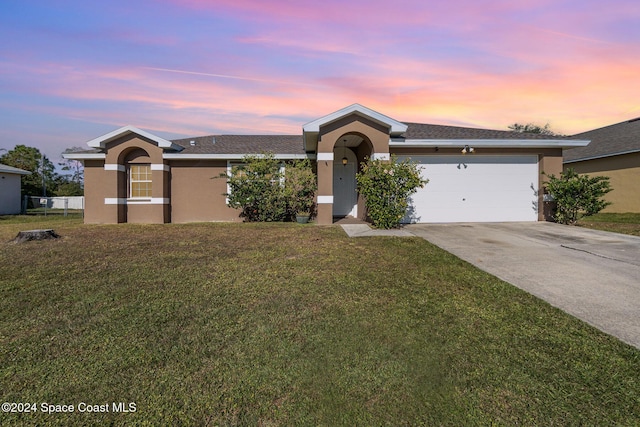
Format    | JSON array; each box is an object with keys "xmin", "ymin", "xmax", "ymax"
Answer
[{"xmin": 0, "ymin": 145, "xmax": 84, "ymax": 197}]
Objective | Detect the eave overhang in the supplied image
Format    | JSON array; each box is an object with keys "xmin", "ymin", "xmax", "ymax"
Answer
[
  {"xmin": 163, "ymin": 153, "xmax": 315, "ymax": 160},
  {"xmin": 302, "ymin": 103, "xmax": 408, "ymax": 152},
  {"xmin": 563, "ymin": 149, "xmax": 640, "ymax": 164},
  {"xmin": 62, "ymin": 153, "xmax": 106, "ymax": 160},
  {"xmin": 86, "ymin": 125, "xmax": 184, "ymax": 151},
  {"xmin": 390, "ymin": 139, "xmax": 591, "ymax": 149}
]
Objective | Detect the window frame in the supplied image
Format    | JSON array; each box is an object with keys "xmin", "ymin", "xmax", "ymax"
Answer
[{"xmin": 128, "ymin": 164, "xmax": 152, "ymax": 199}]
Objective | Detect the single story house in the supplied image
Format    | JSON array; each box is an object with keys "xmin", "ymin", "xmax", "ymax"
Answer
[
  {"xmin": 64, "ymin": 104, "xmax": 589, "ymax": 224},
  {"xmin": 565, "ymin": 118, "xmax": 640, "ymax": 213},
  {"xmin": 0, "ymin": 163, "xmax": 30, "ymax": 215}
]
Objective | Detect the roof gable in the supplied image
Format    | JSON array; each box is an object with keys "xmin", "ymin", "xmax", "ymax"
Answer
[
  {"xmin": 565, "ymin": 118, "xmax": 640, "ymax": 163},
  {"xmin": 87, "ymin": 125, "xmax": 183, "ymax": 152},
  {"xmin": 303, "ymin": 103, "xmax": 408, "ymax": 134},
  {"xmin": 302, "ymin": 104, "xmax": 408, "ymax": 152}
]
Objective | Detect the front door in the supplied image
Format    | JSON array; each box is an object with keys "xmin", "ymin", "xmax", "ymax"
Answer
[{"xmin": 333, "ymin": 162, "xmax": 357, "ymax": 217}]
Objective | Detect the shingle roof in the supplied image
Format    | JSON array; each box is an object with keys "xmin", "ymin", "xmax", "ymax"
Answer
[
  {"xmin": 0, "ymin": 163, "xmax": 30, "ymax": 175},
  {"xmin": 401, "ymin": 123, "xmax": 566, "ymax": 140},
  {"xmin": 564, "ymin": 118, "xmax": 640, "ymax": 162},
  {"xmin": 74, "ymin": 120, "xmax": 576, "ymax": 159},
  {"xmin": 171, "ymin": 135, "xmax": 306, "ymax": 154},
  {"xmin": 168, "ymin": 123, "xmax": 569, "ymax": 155}
]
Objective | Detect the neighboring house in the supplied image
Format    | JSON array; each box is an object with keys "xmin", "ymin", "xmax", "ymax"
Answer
[
  {"xmin": 565, "ymin": 118, "xmax": 640, "ymax": 213},
  {"xmin": 0, "ymin": 163, "xmax": 30, "ymax": 215},
  {"xmin": 64, "ymin": 104, "xmax": 589, "ymax": 224}
]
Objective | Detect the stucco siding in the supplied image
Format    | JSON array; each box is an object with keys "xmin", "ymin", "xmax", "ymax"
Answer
[
  {"xmin": 170, "ymin": 161, "xmax": 241, "ymax": 223},
  {"xmin": 83, "ymin": 160, "xmax": 116, "ymax": 223},
  {"xmin": 565, "ymin": 152, "xmax": 640, "ymax": 213},
  {"xmin": 127, "ymin": 203, "xmax": 167, "ymax": 223},
  {"xmin": 315, "ymin": 114, "xmax": 389, "ymax": 224}
]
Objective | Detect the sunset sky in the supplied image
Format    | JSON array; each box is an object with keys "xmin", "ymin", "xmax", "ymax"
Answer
[{"xmin": 1, "ymin": 0, "xmax": 639, "ymax": 164}]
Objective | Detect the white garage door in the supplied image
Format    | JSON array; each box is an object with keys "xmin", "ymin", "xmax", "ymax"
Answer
[{"xmin": 398, "ymin": 155, "xmax": 539, "ymax": 223}]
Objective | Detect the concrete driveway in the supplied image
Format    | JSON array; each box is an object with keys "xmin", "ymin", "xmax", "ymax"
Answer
[{"xmin": 406, "ymin": 222, "xmax": 640, "ymax": 349}]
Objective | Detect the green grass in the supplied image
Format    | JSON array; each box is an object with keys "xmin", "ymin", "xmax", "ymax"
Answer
[
  {"xmin": 577, "ymin": 212, "xmax": 640, "ymax": 236},
  {"xmin": 1, "ymin": 217, "xmax": 639, "ymax": 426}
]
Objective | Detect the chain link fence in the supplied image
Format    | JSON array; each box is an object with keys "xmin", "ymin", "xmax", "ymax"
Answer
[{"xmin": 23, "ymin": 196, "xmax": 84, "ymax": 217}]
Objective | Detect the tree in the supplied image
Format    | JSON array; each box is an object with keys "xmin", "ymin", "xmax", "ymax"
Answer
[
  {"xmin": 356, "ymin": 155, "xmax": 427, "ymax": 229},
  {"xmin": 56, "ymin": 147, "xmax": 85, "ymax": 196},
  {"xmin": 0, "ymin": 145, "xmax": 57, "ymax": 197},
  {"xmin": 544, "ymin": 168, "xmax": 612, "ymax": 225},
  {"xmin": 508, "ymin": 122, "xmax": 561, "ymax": 136},
  {"xmin": 222, "ymin": 153, "xmax": 316, "ymax": 222}
]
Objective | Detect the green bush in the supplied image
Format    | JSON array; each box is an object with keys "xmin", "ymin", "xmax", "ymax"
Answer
[
  {"xmin": 544, "ymin": 168, "xmax": 612, "ymax": 225},
  {"xmin": 223, "ymin": 154, "xmax": 316, "ymax": 222},
  {"xmin": 284, "ymin": 158, "xmax": 317, "ymax": 216},
  {"xmin": 356, "ymin": 155, "xmax": 427, "ymax": 229}
]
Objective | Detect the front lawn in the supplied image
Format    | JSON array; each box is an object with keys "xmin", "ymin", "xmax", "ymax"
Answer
[
  {"xmin": 577, "ymin": 212, "xmax": 640, "ymax": 236},
  {"xmin": 1, "ymin": 218, "xmax": 638, "ymax": 425}
]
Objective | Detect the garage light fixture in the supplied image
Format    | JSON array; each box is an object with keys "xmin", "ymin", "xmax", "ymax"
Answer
[{"xmin": 461, "ymin": 145, "xmax": 475, "ymax": 154}]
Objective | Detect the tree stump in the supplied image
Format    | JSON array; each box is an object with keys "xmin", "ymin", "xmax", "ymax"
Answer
[{"xmin": 13, "ymin": 229, "xmax": 61, "ymax": 243}]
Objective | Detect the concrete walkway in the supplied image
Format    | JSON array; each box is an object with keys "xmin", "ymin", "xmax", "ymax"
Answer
[
  {"xmin": 340, "ymin": 223, "xmax": 414, "ymax": 237},
  {"xmin": 341, "ymin": 222, "xmax": 640, "ymax": 349}
]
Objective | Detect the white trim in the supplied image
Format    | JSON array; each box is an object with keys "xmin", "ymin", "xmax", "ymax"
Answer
[
  {"xmin": 150, "ymin": 163, "xmax": 170, "ymax": 171},
  {"xmin": 128, "ymin": 198, "xmax": 170, "ymax": 204},
  {"xmin": 563, "ymin": 149, "xmax": 640, "ymax": 164},
  {"xmin": 317, "ymin": 196, "xmax": 334, "ymax": 204},
  {"xmin": 104, "ymin": 198, "xmax": 169, "ymax": 205},
  {"xmin": 0, "ymin": 165, "xmax": 31, "ymax": 175},
  {"xmin": 371, "ymin": 153, "xmax": 390, "ymax": 160},
  {"xmin": 303, "ymin": 103, "xmax": 408, "ymax": 152},
  {"xmin": 105, "ymin": 198, "xmax": 127, "ymax": 205},
  {"xmin": 163, "ymin": 153, "xmax": 314, "ymax": 160},
  {"xmin": 390, "ymin": 138, "xmax": 591, "ymax": 149},
  {"xmin": 317, "ymin": 152, "xmax": 334, "ymax": 161},
  {"xmin": 303, "ymin": 104, "xmax": 408, "ymax": 134},
  {"xmin": 87, "ymin": 125, "xmax": 183, "ymax": 151},
  {"xmin": 104, "ymin": 164, "xmax": 125, "ymax": 172},
  {"xmin": 225, "ymin": 161, "xmax": 234, "ymax": 204},
  {"xmin": 62, "ymin": 153, "xmax": 106, "ymax": 160}
]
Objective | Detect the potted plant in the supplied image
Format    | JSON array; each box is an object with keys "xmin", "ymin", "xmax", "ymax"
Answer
[{"xmin": 296, "ymin": 210, "xmax": 311, "ymax": 224}]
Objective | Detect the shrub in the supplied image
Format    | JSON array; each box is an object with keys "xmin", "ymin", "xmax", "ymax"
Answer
[
  {"xmin": 284, "ymin": 158, "xmax": 317, "ymax": 216},
  {"xmin": 544, "ymin": 168, "xmax": 612, "ymax": 225},
  {"xmin": 223, "ymin": 154, "xmax": 316, "ymax": 222},
  {"xmin": 356, "ymin": 155, "xmax": 427, "ymax": 229}
]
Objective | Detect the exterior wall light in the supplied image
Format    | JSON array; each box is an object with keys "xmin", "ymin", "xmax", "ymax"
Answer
[
  {"xmin": 461, "ymin": 145, "xmax": 475, "ymax": 154},
  {"xmin": 342, "ymin": 157, "xmax": 348, "ymax": 165}
]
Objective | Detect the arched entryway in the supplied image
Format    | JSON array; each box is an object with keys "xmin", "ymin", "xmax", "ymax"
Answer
[
  {"xmin": 332, "ymin": 133, "xmax": 373, "ymax": 220},
  {"xmin": 333, "ymin": 146, "xmax": 358, "ymax": 217},
  {"xmin": 303, "ymin": 104, "xmax": 404, "ymax": 224}
]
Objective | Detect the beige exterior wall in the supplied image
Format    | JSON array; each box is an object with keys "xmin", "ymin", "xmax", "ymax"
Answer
[
  {"xmin": 170, "ymin": 160, "xmax": 241, "ymax": 223},
  {"xmin": 81, "ymin": 120, "xmax": 568, "ymax": 224},
  {"xmin": 315, "ymin": 114, "xmax": 388, "ymax": 224},
  {"xmin": 83, "ymin": 135, "xmax": 171, "ymax": 223},
  {"xmin": 83, "ymin": 159, "xmax": 119, "ymax": 223},
  {"xmin": 565, "ymin": 152, "xmax": 640, "ymax": 213}
]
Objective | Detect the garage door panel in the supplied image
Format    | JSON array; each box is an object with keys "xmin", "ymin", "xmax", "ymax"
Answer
[{"xmin": 398, "ymin": 155, "xmax": 538, "ymax": 223}]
